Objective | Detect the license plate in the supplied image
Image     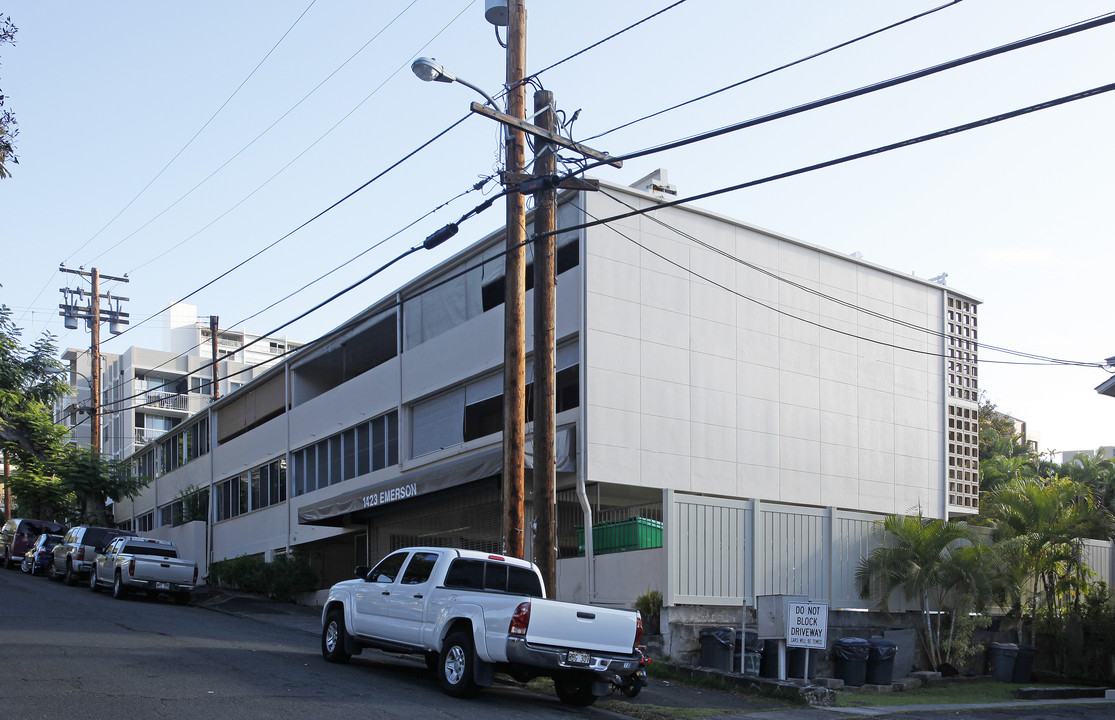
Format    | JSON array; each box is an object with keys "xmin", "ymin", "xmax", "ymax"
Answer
[
  {"xmin": 567, "ymin": 650, "xmax": 590, "ymax": 665},
  {"xmin": 156, "ymin": 582, "xmax": 170, "ymax": 590}
]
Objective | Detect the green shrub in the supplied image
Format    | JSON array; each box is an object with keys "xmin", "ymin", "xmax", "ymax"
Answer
[{"xmin": 210, "ymin": 552, "xmax": 317, "ymax": 603}]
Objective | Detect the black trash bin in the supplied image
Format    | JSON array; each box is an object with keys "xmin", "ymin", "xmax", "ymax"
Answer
[
  {"xmin": 865, "ymin": 638, "xmax": 898, "ymax": 685},
  {"xmin": 732, "ymin": 629, "xmax": 764, "ymax": 673},
  {"xmin": 1011, "ymin": 644, "xmax": 1036, "ymax": 683},
  {"xmin": 832, "ymin": 637, "xmax": 870, "ymax": 687},
  {"xmin": 787, "ymin": 646, "xmax": 816, "ymax": 679},
  {"xmin": 757, "ymin": 640, "xmax": 812, "ymax": 678},
  {"xmin": 699, "ymin": 626, "xmax": 734, "ymax": 672},
  {"xmin": 760, "ymin": 640, "xmax": 779, "ymax": 678},
  {"xmin": 986, "ymin": 642, "xmax": 1018, "ymax": 682}
]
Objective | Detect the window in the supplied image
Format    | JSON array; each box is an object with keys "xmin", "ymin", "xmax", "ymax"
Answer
[
  {"xmin": 368, "ymin": 551, "xmax": 408, "ymax": 584},
  {"xmin": 215, "ymin": 457, "xmax": 286, "ymax": 522},
  {"xmin": 482, "ymin": 237, "xmax": 580, "ymax": 312},
  {"xmin": 443, "ymin": 559, "xmax": 543, "ymax": 597},
  {"xmin": 291, "ymin": 411, "xmax": 399, "ymax": 497},
  {"xmin": 401, "ymin": 552, "xmax": 439, "ymax": 584},
  {"xmin": 136, "ymin": 512, "xmax": 154, "ymax": 533}
]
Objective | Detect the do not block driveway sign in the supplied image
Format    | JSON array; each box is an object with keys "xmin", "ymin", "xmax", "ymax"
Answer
[{"xmin": 786, "ymin": 601, "xmax": 828, "ymax": 649}]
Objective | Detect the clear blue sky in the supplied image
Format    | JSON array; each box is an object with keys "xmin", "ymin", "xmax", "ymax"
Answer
[{"xmin": 2, "ymin": 0, "xmax": 1113, "ymax": 454}]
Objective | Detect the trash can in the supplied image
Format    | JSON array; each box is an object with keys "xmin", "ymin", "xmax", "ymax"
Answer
[
  {"xmin": 699, "ymin": 626, "xmax": 734, "ymax": 672},
  {"xmin": 1011, "ymin": 644, "xmax": 1036, "ymax": 683},
  {"xmin": 832, "ymin": 637, "xmax": 870, "ymax": 687},
  {"xmin": 787, "ymin": 646, "xmax": 815, "ymax": 679},
  {"xmin": 732, "ymin": 629, "xmax": 764, "ymax": 673},
  {"xmin": 760, "ymin": 640, "xmax": 779, "ymax": 678},
  {"xmin": 865, "ymin": 638, "xmax": 898, "ymax": 685},
  {"xmin": 986, "ymin": 642, "xmax": 1018, "ymax": 682}
]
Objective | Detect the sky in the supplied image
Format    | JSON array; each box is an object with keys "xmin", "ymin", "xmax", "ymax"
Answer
[{"xmin": 2, "ymin": 0, "xmax": 1113, "ymax": 456}]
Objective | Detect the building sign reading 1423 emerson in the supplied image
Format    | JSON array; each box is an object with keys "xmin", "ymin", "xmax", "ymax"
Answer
[{"xmin": 786, "ymin": 601, "xmax": 828, "ymax": 649}]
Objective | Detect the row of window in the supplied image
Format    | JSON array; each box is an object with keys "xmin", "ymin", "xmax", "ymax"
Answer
[
  {"xmin": 215, "ymin": 458, "xmax": 288, "ymax": 522},
  {"xmin": 133, "ymin": 417, "xmax": 210, "ymax": 480},
  {"xmin": 292, "ymin": 411, "xmax": 399, "ymax": 497}
]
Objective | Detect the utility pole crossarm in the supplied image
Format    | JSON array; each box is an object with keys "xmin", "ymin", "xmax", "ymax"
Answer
[{"xmin": 470, "ymin": 101, "xmax": 622, "ymax": 168}]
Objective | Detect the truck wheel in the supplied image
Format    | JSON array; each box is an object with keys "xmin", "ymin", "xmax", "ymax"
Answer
[
  {"xmin": 2, "ymin": 548, "xmax": 11, "ymax": 569},
  {"xmin": 173, "ymin": 592, "xmax": 190, "ymax": 605},
  {"xmin": 64, "ymin": 560, "xmax": 78, "ymax": 586},
  {"xmin": 438, "ymin": 631, "xmax": 479, "ymax": 698},
  {"xmin": 89, "ymin": 569, "xmax": 100, "ymax": 592},
  {"xmin": 47, "ymin": 561, "xmax": 60, "ymax": 581},
  {"xmin": 554, "ymin": 676, "xmax": 598, "ymax": 707},
  {"xmin": 321, "ymin": 609, "xmax": 351, "ymax": 664},
  {"xmin": 112, "ymin": 572, "xmax": 128, "ymax": 600}
]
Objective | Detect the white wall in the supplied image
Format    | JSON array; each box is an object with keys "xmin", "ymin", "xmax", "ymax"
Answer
[{"xmin": 583, "ymin": 186, "xmax": 949, "ymax": 518}]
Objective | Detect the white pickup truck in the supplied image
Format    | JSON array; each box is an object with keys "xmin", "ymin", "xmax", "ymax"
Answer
[
  {"xmin": 88, "ymin": 536, "xmax": 198, "ymax": 604},
  {"xmin": 320, "ymin": 547, "xmax": 645, "ymax": 706}
]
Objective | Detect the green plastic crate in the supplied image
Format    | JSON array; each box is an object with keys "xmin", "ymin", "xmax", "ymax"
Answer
[{"xmin": 575, "ymin": 517, "xmax": 663, "ymax": 555}]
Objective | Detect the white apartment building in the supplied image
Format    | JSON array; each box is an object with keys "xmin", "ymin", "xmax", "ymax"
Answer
[
  {"xmin": 59, "ymin": 304, "xmax": 302, "ymax": 466},
  {"xmin": 109, "ymin": 175, "xmax": 984, "ymax": 629}
]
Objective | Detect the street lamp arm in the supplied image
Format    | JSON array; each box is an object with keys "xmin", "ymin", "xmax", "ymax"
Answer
[{"xmin": 453, "ymin": 76, "xmax": 499, "ymax": 109}]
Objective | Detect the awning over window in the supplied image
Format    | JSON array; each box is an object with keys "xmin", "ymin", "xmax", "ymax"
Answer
[{"xmin": 297, "ymin": 426, "xmax": 576, "ymax": 526}]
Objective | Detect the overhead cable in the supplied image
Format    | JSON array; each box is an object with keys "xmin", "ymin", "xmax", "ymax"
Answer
[
  {"xmin": 582, "ymin": 0, "xmax": 966, "ymax": 143},
  {"xmin": 578, "ymin": 11, "xmax": 1115, "ymax": 174}
]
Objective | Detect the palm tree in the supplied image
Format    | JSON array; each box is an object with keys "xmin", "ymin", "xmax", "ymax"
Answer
[
  {"xmin": 982, "ymin": 476, "xmax": 1115, "ymax": 642},
  {"xmin": 1062, "ymin": 452, "xmax": 1115, "ymax": 515},
  {"xmin": 855, "ymin": 512, "xmax": 979, "ymax": 669}
]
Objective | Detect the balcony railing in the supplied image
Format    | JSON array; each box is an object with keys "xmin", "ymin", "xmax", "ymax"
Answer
[{"xmin": 134, "ymin": 427, "xmax": 168, "ymax": 445}]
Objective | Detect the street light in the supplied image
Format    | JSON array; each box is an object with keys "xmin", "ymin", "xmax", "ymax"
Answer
[
  {"xmin": 411, "ymin": 9, "xmax": 529, "ymax": 560},
  {"xmin": 410, "ymin": 57, "xmax": 499, "ymax": 109}
]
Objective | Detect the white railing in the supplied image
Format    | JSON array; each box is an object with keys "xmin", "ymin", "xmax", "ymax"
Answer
[{"xmin": 134, "ymin": 427, "xmax": 168, "ymax": 445}]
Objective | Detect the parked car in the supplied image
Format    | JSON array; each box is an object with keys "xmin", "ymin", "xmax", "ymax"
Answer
[
  {"xmin": 89, "ymin": 536, "xmax": 198, "ymax": 603},
  {"xmin": 49, "ymin": 525, "xmax": 137, "ymax": 585},
  {"xmin": 321, "ymin": 547, "xmax": 644, "ymax": 706},
  {"xmin": 0, "ymin": 518, "xmax": 68, "ymax": 569},
  {"xmin": 21, "ymin": 533, "xmax": 64, "ymax": 575}
]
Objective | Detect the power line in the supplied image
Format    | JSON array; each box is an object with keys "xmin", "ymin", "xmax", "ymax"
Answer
[
  {"xmin": 109, "ymin": 113, "xmax": 472, "ymax": 344},
  {"xmin": 542, "ymin": 82, "xmax": 1115, "ymax": 266},
  {"xmin": 581, "ymin": 0, "xmax": 966, "ymax": 143},
  {"xmin": 594, "ymin": 188, "xmax": 1103, "ymax": 369},
  {"xmin": 577, "ymin": 10, "xmax": 1115, "ymax": 174},
  {"xmin": 65, "ymin": 0, "xmax": 319, "ymax": 265},
  {"xmin": 520, "ymin": 0, "xmax": 690, "ymax": 86},
  {"xmin": 107, "ymin": 175, "xmax": 496, "ymax": 394},
  {"xmin": 92, "ymin": 0, "xmax": 433, "ymax": 268}
]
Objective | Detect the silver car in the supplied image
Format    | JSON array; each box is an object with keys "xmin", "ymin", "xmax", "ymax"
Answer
[{"xmin": 49, "ymin": 525, "xmax": 137, "ymax": 585}]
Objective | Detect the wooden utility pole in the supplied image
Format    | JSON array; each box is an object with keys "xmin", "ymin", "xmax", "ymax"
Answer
[
  {"xmin": 58, "ymin": 266, "xmax": 129, "ymax": 456},
  {"xmin": 90, "ymin": 269, "xmax": 101, "ymax": 455},
  {"xmin": 210, "ymin": 315, "xmax": 221, "ymax": 401},
  {"xmin": 532, "ymin": 88, "xmax": 557, "ymax": 591},
  {"xmin": 502, "ymin": 0, "xmax": 528, "ymax": 559}
]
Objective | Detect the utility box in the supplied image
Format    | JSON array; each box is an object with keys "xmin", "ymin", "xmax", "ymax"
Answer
[{"xmin": 756, "ymin": 594, "xmax": 808, "ymax": 640}]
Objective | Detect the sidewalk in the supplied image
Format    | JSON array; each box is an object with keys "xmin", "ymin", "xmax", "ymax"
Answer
[{"xmin": 192, "ymin": 589, "xmax": 1115, "ymax": 720}]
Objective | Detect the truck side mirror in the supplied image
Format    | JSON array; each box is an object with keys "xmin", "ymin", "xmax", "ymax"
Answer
[{"xmin": 354, "ymin": 565, "xmax": 370, "ymax": 580}]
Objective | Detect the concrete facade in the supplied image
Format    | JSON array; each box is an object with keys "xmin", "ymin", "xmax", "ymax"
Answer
[{"xmin": 107, "ymin": 178, "xmax": 980, "ymax": 617}]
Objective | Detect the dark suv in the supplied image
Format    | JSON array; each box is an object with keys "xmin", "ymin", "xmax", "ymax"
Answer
[
  {"xmin": 50, "ymin": 525, "xmax": 137, "ymax": 585},
  {"xmin": 0, "ymin": 518, "xmax": 69, "ymax": 569}
]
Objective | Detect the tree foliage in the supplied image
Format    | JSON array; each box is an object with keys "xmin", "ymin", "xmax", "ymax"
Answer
[
  {"xmin": 1, "ymin": 304, "xmax": 148, "ymax": 524},
  {"xmin": 0, "ymin": 15, "xmax": 18, "ymax": 179},
  {"xmin": 54, "ymin": 443, "xmax": 148, "ymax": 525},
  {"xmin": 0, "ymin": 305, "xmax": 68, "ymax": 466},
  {"xmin": 855, "ymin": 512, "xmax": 981, "ymax": 669}
]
